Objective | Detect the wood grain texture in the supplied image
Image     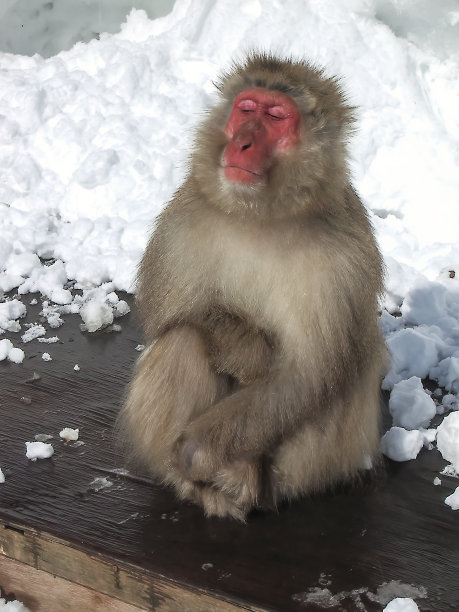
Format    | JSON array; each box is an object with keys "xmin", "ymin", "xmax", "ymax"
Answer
[
  {"xmin": 0, "ymin": 555, "xmax": 146, "ymax": 612},
  {"xmin": 0, "ymin": 293, "xmax": 458, "ymax": 612}
]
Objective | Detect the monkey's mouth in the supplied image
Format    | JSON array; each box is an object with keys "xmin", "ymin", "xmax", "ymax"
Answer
[{"xmin": 223, "ymin": 165, "xmax": 263, "ymax": 184}]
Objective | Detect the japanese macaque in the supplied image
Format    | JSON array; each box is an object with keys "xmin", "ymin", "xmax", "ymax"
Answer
[{"xmin": 118, "ymin": 53, "xmax": 385, "ymax": 520}]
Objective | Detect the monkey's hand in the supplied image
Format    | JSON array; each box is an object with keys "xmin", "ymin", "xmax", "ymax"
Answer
[
  {"xmin": 175, "ymin": 404, "xmax": 243, "ymax": 483},
  {"xmin": 175, "ymin": 409, "xmax": 262, "ymax": 510},
  {"xmin": 175, "ymin": 367, "xmax": 309, "ymax": 483}
]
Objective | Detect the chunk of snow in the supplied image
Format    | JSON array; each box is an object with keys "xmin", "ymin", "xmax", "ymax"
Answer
[
  {"xmin": 114, "ymin": 299, "xmax": 130, "ymax": 317},
  {"xmin": 0, "ymin": 468, "xmax": 5, "ymax": 483},
  {"xmin": 0, "ymin": 299, "xmax": 27, "ymax": 332},
  {"xmin": 38, "ymin": 336, "xmax": 59, "ymax": 343},
  {"xmin": 0, "ymin": 598, "xmax": 31, "ymax": 611},
  {"xmin": 74, "ymin": 364, "xmax": 80, "ymax": 371},
  {"xmin": 383, "ymin": 599, "xmax": 419, "ymax": 612},
  {"xmin": 21, "ymin": 324, "xmax": 46, "ymax": 343},
  {"xmin": 0, "ymin": 339, "xmax": 25, "ymax": 363},
  {"xmin": 25, "ymin": 441, "xmax": 54, "ymax": 461},
  {"xmin": 444, "ymin": 486, "xmax": 459, "ymax": 510},
  {"xmin": 436, "ymin": 412, "xmax": 459, "ymax": 471},
  {"xmin": 59, "ymin": 427, "xmax": 79, "ymax": 441},
  {"xmin": 433, "ymin": 477, "xmax": 441, "ymax": 486},
  {"xmin": 80, "ymin": 299, "xmax": 114, "ymax": 332},
  {"xmin": 381, "ymin": 427, "xmax": 424, "ymax": 462},
  {"xmin": 389, "ymin": 377, "xmax": 436, "ymax": 430},
  {"xmin": 382, "ymin": 328, "xmax": 440, "ymax": 391},
  {"xmin": 42, "ymin": 352, "xmax": 52, "ymax": 361}
]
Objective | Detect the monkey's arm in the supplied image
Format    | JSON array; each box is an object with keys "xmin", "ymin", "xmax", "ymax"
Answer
[{"xmin": 176, "ymin": 364, "xmax": 321, "ymax": 482}]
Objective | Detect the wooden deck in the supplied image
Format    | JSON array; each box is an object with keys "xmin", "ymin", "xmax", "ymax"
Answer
[{"xmin": 0, "ymin": 294, "xmax": 458, "ymax": 611}]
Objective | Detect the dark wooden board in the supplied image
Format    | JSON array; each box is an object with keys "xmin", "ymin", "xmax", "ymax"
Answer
[{"xmin": 0, "ymin": 293, "xmax": 458, "ymax": 611}]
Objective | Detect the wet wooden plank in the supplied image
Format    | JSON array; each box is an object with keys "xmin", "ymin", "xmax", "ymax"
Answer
[{"xmin": 0, "ymin": 293, "xmax": 458, "ymax": 612}]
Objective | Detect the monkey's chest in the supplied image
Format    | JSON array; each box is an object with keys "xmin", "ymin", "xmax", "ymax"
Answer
[{"xmin": 196, "ymin": 223, "xmax": 308, "ymax": 329}]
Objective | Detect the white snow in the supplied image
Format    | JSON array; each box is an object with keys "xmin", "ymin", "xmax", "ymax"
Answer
[
  {"xmin": 0, "ymin": 468, "xmax": 5, "ymax": 483},
  {"xmin": 436, "ymin": 412, "xmax": 459, "ymax": 472},
  {"xmin": 80, "ymin": 298, "xmax": 114, "ymax": 332},
  {"xmin": 0, "ymin": 338, "xmax": 25, "ymax": 363},
  {"xmin": 0, "ymin": 0, "xmax": 457, "ymax": 495},
  {"xmin": 21, "ymin": 325, "xmax": 46, "ymax": 343},
  {"xmin": 25, "ymin": 441, "xmax": 54, "ymax": 461},
  {"xmin": 59, "ymin": 427, "xmax": 79, "ymax": 441},
  {"xmin": 380, "ymin": 427, "xmax": 424, "ymax": 462},
  {"xmin": 383, "ymin": 598, "xmax": 419, "ymax": 612},
  {"xmin": 444, "ymin": 486, "xmax": 459, "ymax": 510},
  {"xmin": 0, "ymin": 600, "xmax": 30, "ymax": 612},
  {"xmin": 42, "ymin": 352, "xmax": 52, "ymax": 361},
  {"xmin": 389, "ymin": 377, "xmax": 436, "ymax": 430}
]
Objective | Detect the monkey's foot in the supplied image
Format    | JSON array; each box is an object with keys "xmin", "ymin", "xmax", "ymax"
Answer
[
  {"xmin": 212, "ymin": 460, "xmax": 260, "ymax": 507},
  {"xmin": 172, "ymin": 475, "xmax": 249, "ymax": 521},
  {"xmin": 169, "ymin": 460, "xmax": 259, "ymax": 520}
]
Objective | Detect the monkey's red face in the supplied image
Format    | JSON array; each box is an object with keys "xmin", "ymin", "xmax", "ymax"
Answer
[{"xmin": 222, "ymin": 88, "xmax": 301, "ymax": 184}]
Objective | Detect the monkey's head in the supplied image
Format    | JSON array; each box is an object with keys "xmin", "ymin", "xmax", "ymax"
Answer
[{"xmin": 192, "ymin": 53, "xmax": 355, "ymax": 219}]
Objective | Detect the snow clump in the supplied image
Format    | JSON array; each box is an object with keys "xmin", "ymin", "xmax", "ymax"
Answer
[
  {"xmin": 0, "ymin": 338, "xmax": 25, "ymax": 363},
  {"xmin": 25, "ymin": 441, "xmax": 54, "ymax": 461}
]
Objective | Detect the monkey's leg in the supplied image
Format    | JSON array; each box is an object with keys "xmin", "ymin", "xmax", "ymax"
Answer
[
  {"xmin": 270, "ymin": 365, "xmax": 382, "ymax": 503},
  {"xmin": 118, "ymin": 325, "xmax": 255, "ymax": 520}
]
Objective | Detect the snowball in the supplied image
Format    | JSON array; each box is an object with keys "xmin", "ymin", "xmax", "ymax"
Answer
[
  {"xmin": 433, "ymin": 477, "xmax": 441, "ymax": 486},
  {"xmin": 383, "ymin": 598, "xmax": 419, "ymax": 612},
  {"xmin": 389, "ymin": 377, "xmax": 436, "ymax": 430},
  {"xmin": 8, "ymin": 347, "xmax": 25, "ymax": 363},
  {"xmin": 0, "ymin": 468, "xmax": 5, "ymax": 483},
  {"xmin": 444, "ymin": 486, "xmax": 459, "ymax": 510},
  {"xmin": 436, "ymin": 412, "xmax": 459, "ymax": 470},
  {"xmin": 25, "ymin": 441, "xmax": 54, "ymax": 461},
  {"xmin": 0, "ymin": 339, "xmax": 25, "ymax": 363},
  {"xmin": 59, "ymin": 427, "xmax": 79, "ymax": 441},
  {"xmin": 80, "ymin": 299, "xmax": 114, "ymax": 332},
  {"xmin": 42, "ymin": 352, "xmax": 52, "ymax": 361},
  {"xmin": 74, "ymin": 364, "xmax": 80, "ymax": 371},
  {"xmin": 381, "ymin": 427, "xmax": 424, "ymax": 462}
]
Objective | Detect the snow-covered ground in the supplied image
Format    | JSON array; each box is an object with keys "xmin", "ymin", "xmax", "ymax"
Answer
[{"xmin": 0, "ymin": 1, "xmax": 458, "ymax": 609}]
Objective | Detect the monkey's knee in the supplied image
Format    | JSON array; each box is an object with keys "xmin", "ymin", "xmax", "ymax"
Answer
[{"xmin": 118, "ymin": 326, "xmax": 227, "ymax": 472}]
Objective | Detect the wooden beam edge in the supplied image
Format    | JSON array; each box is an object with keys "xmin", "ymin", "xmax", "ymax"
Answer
[{"xmin": 0, "ymin": 519, "xmax": 266, "ymax": 612}]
